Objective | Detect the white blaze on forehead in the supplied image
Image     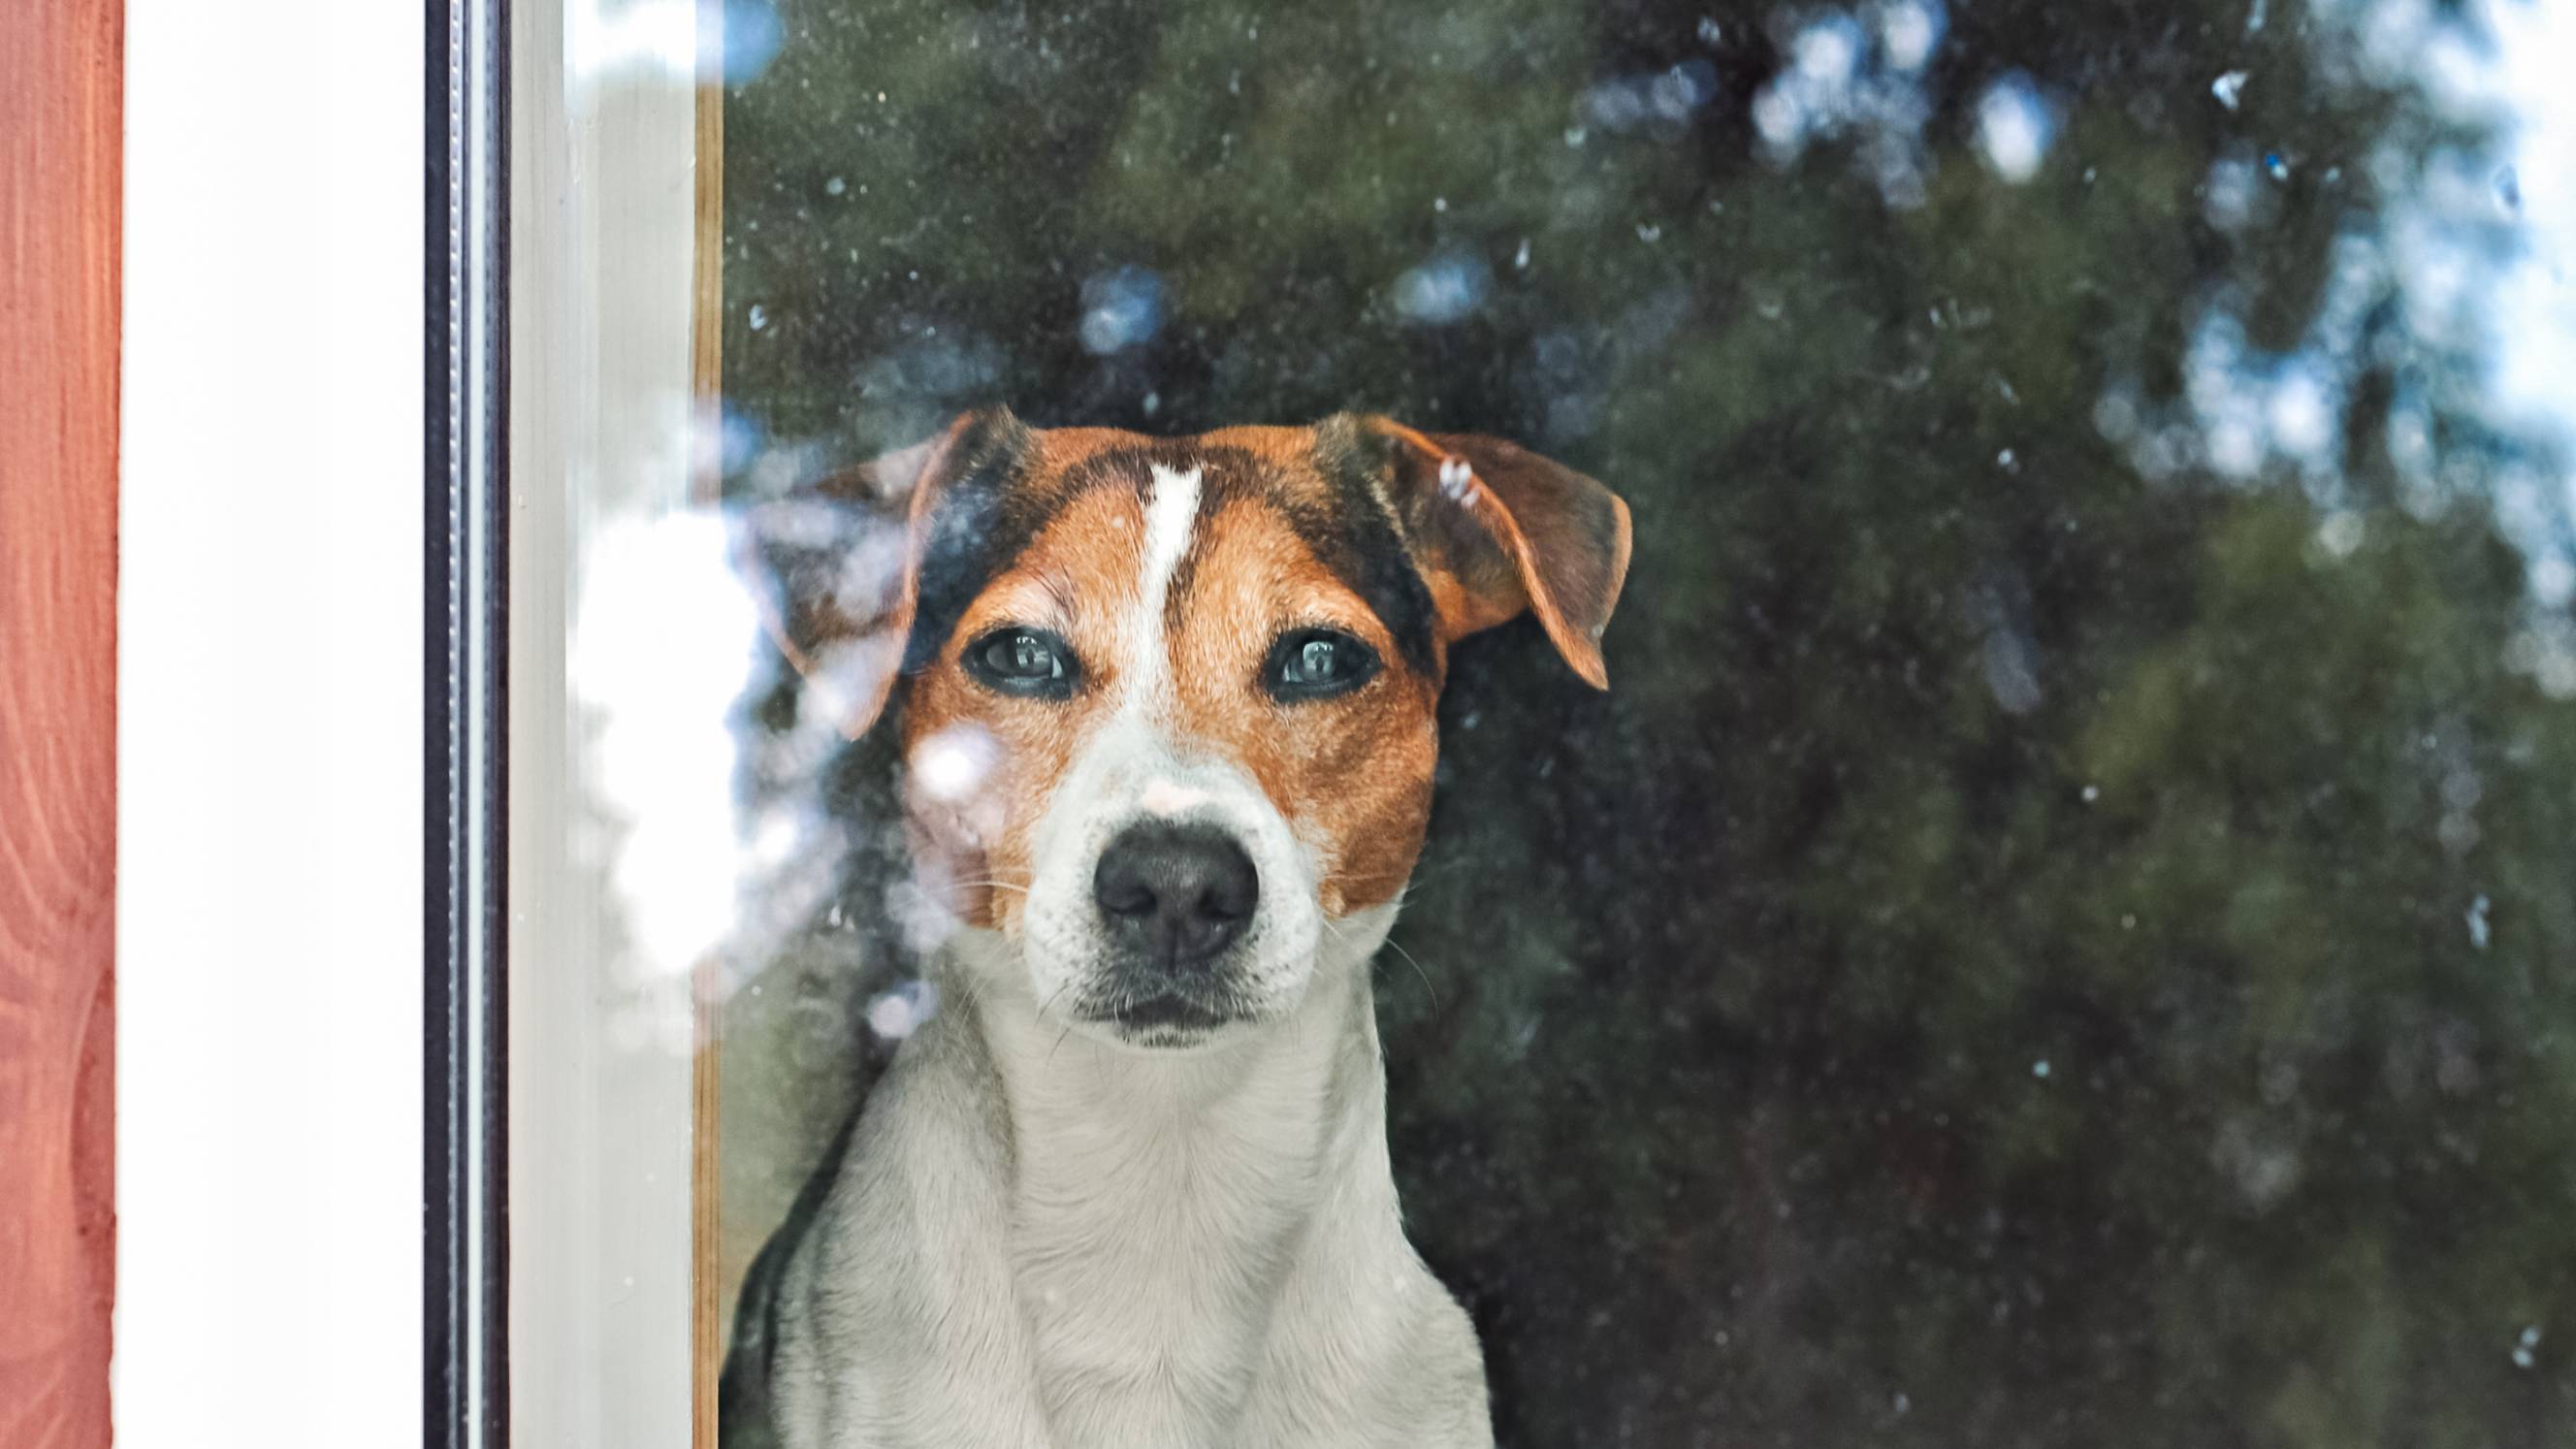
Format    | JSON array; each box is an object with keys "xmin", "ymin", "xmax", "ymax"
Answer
[
  {"xmin": 1140, "ymin": 463, "xmax": 1202, "ymax": 612},
  {"xmin": 1128, "ymin": 463, "xmax": 1204, "ymax": 699}
]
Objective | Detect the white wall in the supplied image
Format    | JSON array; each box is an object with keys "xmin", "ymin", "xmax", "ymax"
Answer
[{"xmin": 119, "ymin": 2, "xmax": 425, "ymax": 1445}]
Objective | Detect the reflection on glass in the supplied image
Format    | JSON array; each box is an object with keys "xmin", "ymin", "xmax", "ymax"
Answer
[{"xmin": 595, "ymin": 0, "xmax": 2576, "ymax": 1440}]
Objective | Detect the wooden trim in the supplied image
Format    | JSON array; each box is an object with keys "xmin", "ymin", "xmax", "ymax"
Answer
[
  {"xmin": 0, "ymin": 1, "xmax": 122, "ymax": 1445},
  {"xmin": 692, "ymin": 7, "xmax": 727, "ymax": 1446}
]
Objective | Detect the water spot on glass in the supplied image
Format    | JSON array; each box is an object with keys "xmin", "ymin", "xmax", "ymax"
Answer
[
  {"xmin": 914, "ymin": 724, "xmax": 996, "ymax": 802},
  {"xmin": 2081, "ymin": 785, "xmax": 2100, "ymax": 803},
  {"xmin": 824, "ymin": 176, "xmax": 846, "ymax": 196},
  {"xmin": 866, "ymin": 979, "xmax": 939, "ymax": 1041},
  {"xmin": 2205, "ymin": 155, "xmax": 2260, "ymax": 230},
  {"xmin": 1564, "ymin": 124, "xmax": 1589, "ymax": 147},
  {"xmin": 1981, "ymin": 628, "xmax": 2043, "ymax": 714},
  {"xmin": 1393, "ymin": 251, "xmax": 1492, "ymax": 325},
  {"xmin": 1644, "ymin": 60, "xmax": 1720, "ymax": 124},
  {"xmin": 1437, "ymin": 458, "xmax": 1474, "ymax": 500},
  {"xmin": 718, "ymin": 0, "xmax": 785, "ymax": 85},
  {"xmin": 2533, "ymin": 556, "xmax": 2575, "ymax": 608},
  {"xmin": 2496, "ymin": 165, "xmax": 2522, "ymax": 214},
  {"xmin": 709, "ymin": 404, "xmax": 767, "ymax": 479},
  {"xmin": 1079, "ymin": 266, "xmax": 1165, "ymax": 354},
  {"xmin": 2212, "ymin": 1118, "xmax": 2302, "ymax": 1209},
  {"xmin": 2211, "ymin": 70, "xmax": 2249, "ymax": 111},
  {"xmin": 1636, "ymin": 222, "xmax": 1663, "ymax": 242},
  {"xmin": 1996, "ymin": 447, "xmax": 2017, "ymax": 468},
  {"xmin": 1794, "ymin": 17, "xmax": 1860, "ymax": 84},
  {"xmin": 1433, "ymin": 196, "xmax": 1448, "ymax": 212},
  {"xmin": 1514, "ymin": 238, "xmax": 1531, "ymax": 270},
  {"xmin": 1976, "ymin": 73, "xmax": 2053, "ymax": 183},
  {"xmin": 2465, "ymin": 894, "xmax": 2492, "ymax": 950},
  {"xmin": 2317, "ymin": 511, "xmax": 2365, "ymax": 558},
  {"xmin": 2244, "ymin": 0, "xmax": 2268, "ymax": 32},
  {"xmin": 2032, "ymin": 1059, "xmax": 2051, "ymax": 1079},
  {"xmin": 1880, "ymin": 0, "xmax": 1943, "ymax": 73},
  {"xmin": 1696, "ymin": 16, "xmax": 1723, "ymax": 46},
  {"xmin": 2512, "ymin": 1325, "xmax": 2539, "ymax": 1368},
  {"xmin": 2265, "ymin": 151, "xmax": 2292, "ymax": 181},
  {"xmin": 1142, "ymin": 391, "xmax": 1160, "ymax": 419},
  {"xmin": 748, "ymin": 304, "xmax": 768, "ymax": 331}
]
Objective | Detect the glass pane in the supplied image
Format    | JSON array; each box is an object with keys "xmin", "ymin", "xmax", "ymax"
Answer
[{"xmin": 525, "ymin": 0, "xmax": 2576, "ymax": 1442}]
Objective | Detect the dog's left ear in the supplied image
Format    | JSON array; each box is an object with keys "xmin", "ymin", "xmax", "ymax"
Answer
[
  {"xmin": 740, "ymin": 407, "xmax": 1026, "ymax": 737},
  {"xmin": 1336, "ymin": 416, "xmax": 1634, "ymax": 689}
]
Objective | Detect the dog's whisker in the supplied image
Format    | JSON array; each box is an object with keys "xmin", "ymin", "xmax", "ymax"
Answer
[{"xmin": 1379, "ymin": 933, "xmax": 1440, "ymax": 1012}]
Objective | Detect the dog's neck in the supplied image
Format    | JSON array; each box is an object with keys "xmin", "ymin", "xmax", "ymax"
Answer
[
  {"xmin": 970, "ymin": 946, "xmax": 1390, "ymax": 1246},
  {"xmin": 946, "ymin": 939, "xmax": 1404, "ymax": 1425}
]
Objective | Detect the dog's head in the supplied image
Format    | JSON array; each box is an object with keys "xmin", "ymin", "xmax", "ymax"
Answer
[{"xmin": 757, "ymin": 410, "xmax": 1630, "ymax": 1049}]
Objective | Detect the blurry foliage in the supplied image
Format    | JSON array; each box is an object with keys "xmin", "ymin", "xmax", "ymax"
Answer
[{"xmin": 721, "ymin": 0, "xmax": 2576, "ymax": 1442}]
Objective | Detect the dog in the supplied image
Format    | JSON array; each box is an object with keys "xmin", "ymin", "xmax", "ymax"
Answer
[{"xmin": 723, "ymin": 409, "xmax": 1631, "ymax": 1449}]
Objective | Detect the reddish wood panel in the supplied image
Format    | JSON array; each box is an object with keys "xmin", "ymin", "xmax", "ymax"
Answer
[{"xmin": 0, "ymin": 1, "xmax": 122, "ymax": 1444}]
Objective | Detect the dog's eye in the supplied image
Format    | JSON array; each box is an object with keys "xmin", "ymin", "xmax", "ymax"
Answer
[
  {"xmin": 1266, "ymin": 628, "xmax": 1378, "ymax": 702},
  {"xmin": 965, "ymin": 627, "xmax": 1079, "ymax": 698}
]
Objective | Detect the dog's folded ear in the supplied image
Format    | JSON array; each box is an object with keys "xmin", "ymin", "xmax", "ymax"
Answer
[
  {"xmin": 739, "ymin": 407, "xmax": 1027, "ymax": 737},
  {"xmin": 1339, "ymin": 416, "xmax": 1634, "ymax": 689}
]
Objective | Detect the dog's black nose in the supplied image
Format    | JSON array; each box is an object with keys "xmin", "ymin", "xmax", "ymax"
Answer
[{"xmin": 1092, "ymin": 821, "xmax": 1259, "ymax": 970}]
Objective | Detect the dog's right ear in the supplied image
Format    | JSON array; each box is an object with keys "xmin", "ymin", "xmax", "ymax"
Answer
[{"xmin": 740, "ymin": 407, "xmax": 1023, "ymax": 738}]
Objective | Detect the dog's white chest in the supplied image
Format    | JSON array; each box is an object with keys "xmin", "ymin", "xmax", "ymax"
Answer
[
  {"xmin": 764, "ymin": 962, "xmax": 1494, "ymax": 1449},
  {"xmin": 1004, "ymin": 1059, "xmax": 1324, "ymax": 1447}
]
